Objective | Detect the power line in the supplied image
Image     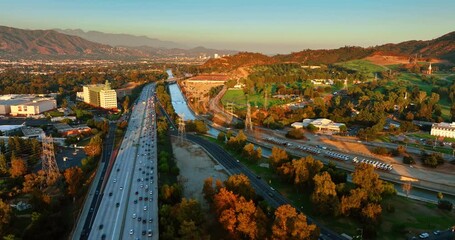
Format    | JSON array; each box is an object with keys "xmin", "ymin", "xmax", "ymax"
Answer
[{"xmin": 41, "ymin": 134, "xmax": 60, "ymax": 185}]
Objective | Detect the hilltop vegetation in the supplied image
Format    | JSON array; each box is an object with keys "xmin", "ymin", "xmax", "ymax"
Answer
[
  {"xmin": 201, "ymin": 52, "xmax": 277, "ymax": 72},
  {"xmin": 200, "ymin": 31, "xmax": 455, "ymax": 75}
]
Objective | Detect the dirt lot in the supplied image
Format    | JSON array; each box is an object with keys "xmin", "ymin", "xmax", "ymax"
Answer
[
  {"xmin": 172, "ymin": 137, "xmax": 228, "ymax": 208},
  {"xmin": 364, "ymin": 54, "xmax": 446, "ymax": 66}
]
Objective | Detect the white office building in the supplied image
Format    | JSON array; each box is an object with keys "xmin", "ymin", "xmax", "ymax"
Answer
[
  {"xmin": 82, "ymin": 81, "xmax": 117, "ymax": 109},
  {"xmin": 0, "ymin": 94, "xmax": 56, "ymax": 116},
  {"xmin": 430, "ymin": 122, "xmax": 455, "ymax": 138}
]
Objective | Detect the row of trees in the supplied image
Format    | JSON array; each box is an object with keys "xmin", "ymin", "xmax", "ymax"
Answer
[
  {"xmin": 268, "ymin": 146, "xmax": 396, "ymax": 237},
  {"xmin": 203, "ymin": 174, "xmax": 320, "ymax": 240}
]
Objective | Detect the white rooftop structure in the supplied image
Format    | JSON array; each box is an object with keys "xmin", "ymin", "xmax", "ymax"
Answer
[
  {"xmin": 294, "ymin": 118, "xmax": 345, "ymax": 132},
  {"xmin": 430, "ymin": 122, "xmax": 455, "ymax": 138},
  {"xmin": 0, "ymin": 125, "xmax": 24, "ymax": 135}
]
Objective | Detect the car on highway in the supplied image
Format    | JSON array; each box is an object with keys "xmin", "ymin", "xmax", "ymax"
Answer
[
  {"xmin": 419, "ymin": 233, "xmax": 429, "ymax": 239},
  {"xmin": 116, "ymin": 202, "xmax": 120, "ymax": 207},
  {"xmin": 132, "ymin": 213, "xmax": 136, "ymax": 219},
  {"xmin": 144, "ymin": 206, "xmax": 147, "ymax": 211},
  {"xmin": 129, "ymin": 229, "xmax": 134, "ymax": 235}
]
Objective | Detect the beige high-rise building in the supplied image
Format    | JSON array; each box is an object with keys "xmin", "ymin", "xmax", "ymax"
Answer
[{"xmin": 82, "ymin": 81, "xmax": 117, "ymax": 109}]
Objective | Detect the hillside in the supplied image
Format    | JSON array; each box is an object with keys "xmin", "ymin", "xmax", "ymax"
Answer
[
  {"xmin": 200, "ymin": 52, "xmax": 277, "ymax": 72},
  {"xmin": 0, "ymin": 26, "xmax": 238, "ymax": 60},
  {"xmin": 0, "ymin": 25, "xmax": 122, "ymax": 58},
  {"xmin": 203, "ymin": 32, "xmax": 455, "ymax": 72},
  {"xmin": 275, "ymin": 46, "xmax": 374, "ymax": 65},
  {"xmin": 375, "ymin": 31, "xmax": 455, "ymax": 63},
  {"xmin": 55, "ymin": 28, "xmax": 187, "ymax": 49}
]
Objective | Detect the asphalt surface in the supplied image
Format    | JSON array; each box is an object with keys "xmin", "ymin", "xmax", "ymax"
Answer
[
  {"xmin": 78, "ymin": 122, "xmax": 117, "ymax": 239},
  {"xmin": 86, "ymin": 83, "xmax": 158, "ymax": 240},
  {"xmin": 409, "ymin": 229, "xmax": 455, "ymax": 240}
]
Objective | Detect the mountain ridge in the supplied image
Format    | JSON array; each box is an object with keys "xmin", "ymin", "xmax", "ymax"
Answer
[
  {"xmin": 0, "ymin": 25, "xmax": 237, "ymax": 59},
  {"xmin": 55, "ymin": 28, "xmax": 187, "ymax": 49}
]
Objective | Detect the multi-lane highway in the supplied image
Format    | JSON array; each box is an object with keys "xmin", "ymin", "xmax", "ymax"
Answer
[
  {"xmin": 77, "ymin": 122, "xmax": 117, "ymax": 239},
  {"xmin": 88, "ymin": 83, "xmax": 158, "ymax": 240}
]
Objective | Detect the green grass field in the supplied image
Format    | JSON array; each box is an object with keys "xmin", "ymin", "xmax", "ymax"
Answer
[
  {"xmin": 221, "ymin": 89, "xmax": 285, "ymax": 109},
  {"xmin": 335, "ymin": 60, "xmax": 388, "ymax": 78},
  {"xmin": 396, "ymin": 72, "xmax": 454, "ymax": 120}
]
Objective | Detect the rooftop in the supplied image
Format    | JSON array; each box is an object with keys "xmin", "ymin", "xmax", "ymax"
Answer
[
  {"xmin": 0, "ymin": 125, "xmax": 23, "ymax": 132},
  {"xmin": 21, "ymin": 127, "xmax": 44, "ymax": 137}
]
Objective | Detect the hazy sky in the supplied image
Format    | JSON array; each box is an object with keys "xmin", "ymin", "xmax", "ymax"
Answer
[{"xmin": 1, "ymin": 0, "xmax": 454, "ymax": 54}]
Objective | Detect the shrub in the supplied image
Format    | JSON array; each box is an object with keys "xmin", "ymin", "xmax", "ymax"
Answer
[
  {"xmin": 437, "ymin": 200, "xmax": 453, "ymax": 211},
  {"xmin": 421, "ymin": 152, "xmax": 444, "ymax": 168},
  {"xmin": 403, "ymin": 155, "xmax": 415, "ymax": 164},
  {"xmin": 286, "ymin": 128, "xmax": 304, "ymax": 139},
  {"xmin": 373, "ymin": 147, "xmax": 389, "ymax": 156}
]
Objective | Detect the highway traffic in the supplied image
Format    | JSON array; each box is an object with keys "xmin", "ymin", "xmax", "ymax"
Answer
[{"xmin": 88, "ymin": 83, "xmax": 158, "ymax": 240}]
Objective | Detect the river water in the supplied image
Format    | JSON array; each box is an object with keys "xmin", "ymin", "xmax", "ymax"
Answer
[{"xmin": 167, "ymin": 72, "xmax": 221, "ymax": 137}]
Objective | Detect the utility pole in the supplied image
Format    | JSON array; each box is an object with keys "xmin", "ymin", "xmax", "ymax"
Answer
[
  {"xmin": 264, "ymin": 84, "xmax": 268, "ymax": 110},
  {"xmin": 41, "ymin": 134, "xmax": 60, "ymax": 185},
  {"xmin": 226, "ymin": 102, "xmax": 235, "ymax": 115},
  {"xmin": 177, "ymin": 114, "xmax": 186, "ymax": 144},
  {"xmin": 245, "ymin": 96, "xmax": 253, "ymax": 132}
]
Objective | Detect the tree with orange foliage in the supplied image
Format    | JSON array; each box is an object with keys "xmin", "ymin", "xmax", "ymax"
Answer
[
  {"xmin": 10, "ymin": 157, "xmax": 27, "ymax": 178},
  {"xmin": 224, "ymin": 174, "xmax": 256, "ymax": 200},
  {"xmin": 269, "ymin": 146, "xmax": 289, "ymax": 169},
  {"xmin": 202, "ymin": 177, "xmax": 215, "ymax": 204},
  {"xmin": 312, "ymin": 172, "xmax": 340, "ymax": 216},
  {"xmin": 214, "ymin": 188, "xmax": 265, "ymax": 239},
  {"xmin": 84, "ymin": 134, "xmax": 103, "ymax": 157},
  {"xmin": 352, "ymin": 163, "xmax": 384, "ymax": 202},
  {"xmin": 23, "ymin": 170, "xmax": 47, "ymax": 193},
  {"xmin": 64, "ymin": 167, "xmax": 83, "ymax": 199},
  {"xmin": 272, "ymin": 204, "xmax": 319, "ymax": 240}
]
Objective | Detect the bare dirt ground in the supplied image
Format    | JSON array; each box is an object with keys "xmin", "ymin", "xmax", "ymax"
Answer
[
  {"xmin": 171, "ymin": 137, "xmax": 229, "ymax": 209},
  {"xmin": 364, "ymin": 54, "xmax": 446, "ymax": 65}
]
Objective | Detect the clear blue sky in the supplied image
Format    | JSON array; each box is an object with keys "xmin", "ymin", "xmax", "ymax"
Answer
[{"xmin": 1, "ymin": 0, "xmax": 454, "ymax": 53}]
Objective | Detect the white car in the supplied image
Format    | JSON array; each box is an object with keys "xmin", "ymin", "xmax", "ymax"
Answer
[
  {"xmin": 419, "ymin": 232, "xmax": 429, "ymax": 239},
  {"xmin": 129, "ymin": 229, "xmax": 134, "ymax": 235},
  {"xmin": 132, "ymin": 213, "xmax": 136, "ymax": 219}
]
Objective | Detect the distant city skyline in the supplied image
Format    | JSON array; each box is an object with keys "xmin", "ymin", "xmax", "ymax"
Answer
[{"xmin": 1, "ymin": 0, "xmax": 454, "ymax": 54}]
